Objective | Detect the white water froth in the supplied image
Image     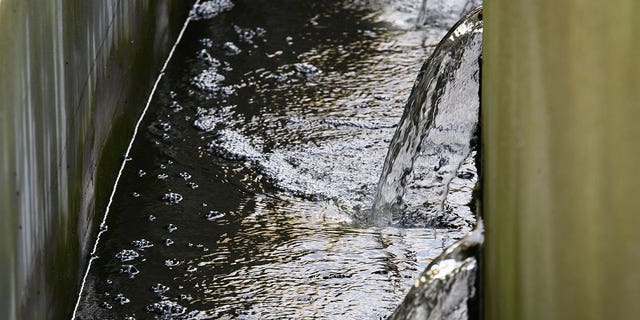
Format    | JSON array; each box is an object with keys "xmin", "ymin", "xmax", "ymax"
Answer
[{"xmin": 190, "ymin": 0, "xmax": 234, "ymax": 21}]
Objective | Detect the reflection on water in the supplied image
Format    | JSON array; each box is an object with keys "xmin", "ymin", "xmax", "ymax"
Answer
[{"xmin": 75, "ymin": 0, "xmax": 478, "ymax": 319}]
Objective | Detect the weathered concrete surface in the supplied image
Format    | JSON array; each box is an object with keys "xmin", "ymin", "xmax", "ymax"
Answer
[
  {"xmin": 0, "ymin": 1, "xmax": 191, "ymax": 319},
  {"xmin": 483, "ymin": 1, "xmax": 640, "ymax": 319}
]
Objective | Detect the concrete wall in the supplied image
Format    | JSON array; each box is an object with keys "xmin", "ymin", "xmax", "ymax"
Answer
[
  {"xmin": 483, "ymin": 1, "xmax": 640, "ymax": 319},
  {"xmin": 0, "ymin": 1, "xmax": 191, "ymax": 318}
]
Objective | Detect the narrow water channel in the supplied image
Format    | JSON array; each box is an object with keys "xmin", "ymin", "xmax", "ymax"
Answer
[{"xmin": 75, "ymin": 1, "xmax": 479, "ymax": 318}]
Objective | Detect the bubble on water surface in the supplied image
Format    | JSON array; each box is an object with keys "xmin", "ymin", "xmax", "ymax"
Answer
[
  {"xmin": 196, "ymin": 49, "xmax": 221, "ymax": 67},
  {"xmin": 222, "ymin": 42, "xmax": 241, "ymax": 56},
  {"xmin": 152, "ymin": 283, "xmax": 170, "ymax": 294},
  {"xmin": 165, "ymin": 259, "xmax": 181, "ymax": 267},
  {"xmin": 293, "ymin": 62, "xmax": 322, "ymax": 77},
  {"xmin": 190, "ymin": 0, "xmax": 234, "ymax": 20},
  {"xmin": 162, "ymin": 192, "xmax": 183, "ymax": 204},
  {"xmin": 193, "ymin": 114, "xmax": 221, "ymax": 132},
  {"xmin": 113, "ymin": 293, "xmax": 130, "ymax": 305},
  {"xmin": 115, "ymin": 249, "xmax": 139, "ymax": 262},
  {"xmin": 205, "ymin": 211, "xmax": 225, "ymax": 221},
  {"xmin": 207, "ymin": 129, "xmax": 262, "ymax": 160},
  {"xmin": 120, "ymin": 265, "xmax": 140, "ymax": 278},
  {"xmin": 146, "ymin": 300, "xmax": 186, "ymax": 316},
  {"xmin": 131, "ymin": 239, "xmax": 153, "ymax": 250},
  {"xmin": 192, "ymin": 67, "xmax": 226, "ymax": 93},
  {"xmin": 199, "ymin": 38, "xmax": 214, "ymax": 47}
]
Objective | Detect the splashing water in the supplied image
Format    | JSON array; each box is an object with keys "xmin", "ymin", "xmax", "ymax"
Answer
[
  {"xmin": 371, "ymin": 7, "xmax": 482, "ymax": 227},
  {"xmin": 390, "ymin": 220, "xmax": 483, "ymax": 320},
  {"xmin": 386, "ymin": 7, "xmax": 484, "ymax": 319}
]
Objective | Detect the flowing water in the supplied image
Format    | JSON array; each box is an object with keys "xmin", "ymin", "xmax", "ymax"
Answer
[
  {"xmin": 371, "ymin": 6, "xmax": 482, "ymax": 227},
  {"xmin": 378, "ymin": 7, "xmax": 483, "ymax": 319},
  {"xmin": 74, "ymin": 1, "xmax": 481, "ymax": 319}
]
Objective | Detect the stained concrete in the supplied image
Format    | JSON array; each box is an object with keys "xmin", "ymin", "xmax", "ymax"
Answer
[{"xmin": 0, "ymin": 1, "xmax": 192, "ymax": 318}]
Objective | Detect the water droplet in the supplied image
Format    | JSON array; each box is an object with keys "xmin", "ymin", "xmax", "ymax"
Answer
[
  {"xmin": 167, "ymin": 224, "xmax": 177, "ymax": 233},
  {"xmin": 178, "ymin": 172, "xmax": 192, "ymax": 180},
  {"xmin": 148, "ymin": 215, "xmax": 156, "ymax": 221},
  {"xmin": 99, "ymin": 301, "xmax": 112, "ymax": 309},
  {"xmin": 157, "ymin": 173, "xmax": 169, "ymax": 180},
  {"xmin": 138, "ymin": 170, "xmax": 147, "ymax": 177},
  {"xmin": 132, "ymin": 192, "xmax": 140, "ymax": 198},
  {"xmin": 165, "ymin": 239, "xmax": 174, "ymax": 246},
  {"xmin": 186, "ymin": 266, "xmax": 197, "ymax": 272},
  {"xmin": 188, "ymin": 182, "xmax": 199, "ymax": 189}
]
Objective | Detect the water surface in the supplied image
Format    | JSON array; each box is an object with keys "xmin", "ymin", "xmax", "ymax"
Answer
[{"xmin": 75, "ymin": 1, "xmax": 478, "ymax": 318}]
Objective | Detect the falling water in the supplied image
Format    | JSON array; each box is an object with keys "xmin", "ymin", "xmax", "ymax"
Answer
[
  {"xmin": 417, "ymin": 0, "xmax": 482, "ymax": 28},
  {"xmin": 381, "ymin": 7, "xmax": 484, "ymax": 319},
  {"xmin": 371, "ymin": 7, "xmax": 482, "ymax": 227}
]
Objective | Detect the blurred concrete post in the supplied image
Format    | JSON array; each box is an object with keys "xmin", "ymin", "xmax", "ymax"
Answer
[{"xmin": 483, "ymin": 1, "xmax": 640, "ymax": 319}]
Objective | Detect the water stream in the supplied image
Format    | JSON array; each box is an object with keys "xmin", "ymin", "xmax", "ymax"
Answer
[
  {"xmin": 74, "ymin": 1, "xmax": 482, "ymax": 319},
  {"xmin": 371, "ymin": 6, "xmax": 482, "ymax": 228}
]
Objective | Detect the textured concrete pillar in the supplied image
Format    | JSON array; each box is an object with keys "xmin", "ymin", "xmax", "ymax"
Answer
[{"xmin": 483, "ymin": 1, "xmax": 640, "ymax": 319}]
